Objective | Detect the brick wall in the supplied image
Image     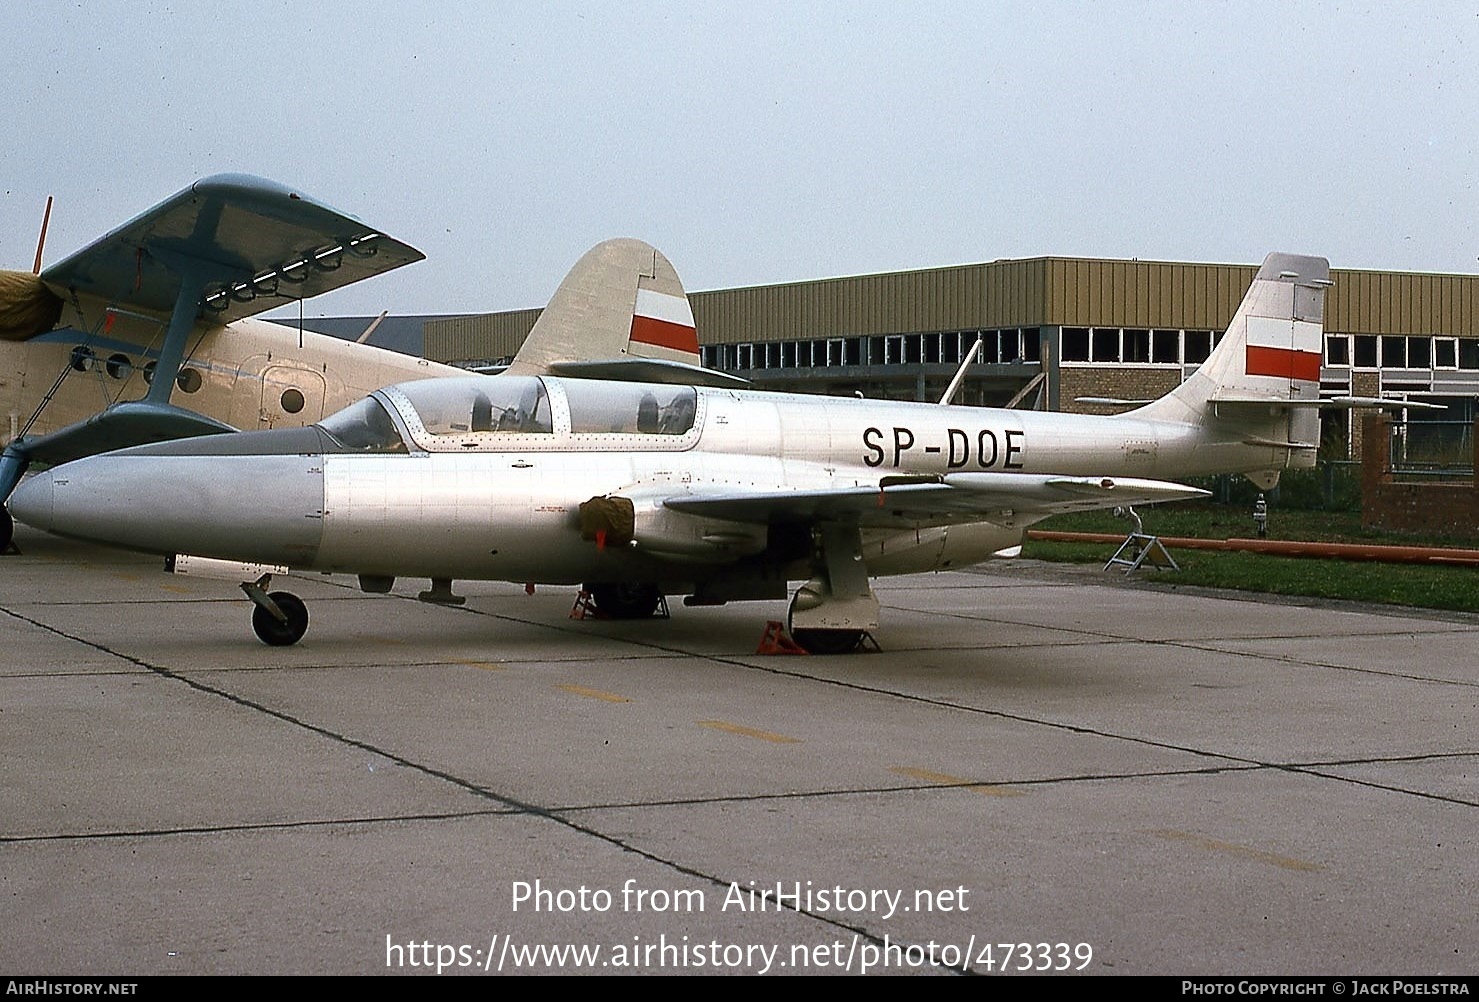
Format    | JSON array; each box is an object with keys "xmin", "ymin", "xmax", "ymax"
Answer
[
  {"xmin": 1361, "ymin": 414, "xmax": 1479, "ymax": 539},
  {"xmin": 1059, "ymin": 367, "xmax": 1182, "ymax": 415}
]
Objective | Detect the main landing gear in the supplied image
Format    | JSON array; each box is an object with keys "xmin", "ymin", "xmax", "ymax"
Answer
[
  {"xmin": 783, "ymin": 524, "xmax": 879, "ymax": 655},
  {"xmin": 583, "ymin": 581, "xmax": 664, "ymax": 619},
  {"xmin": 242, "ymin": 575, "xmax": 309, "ymax": 646}
]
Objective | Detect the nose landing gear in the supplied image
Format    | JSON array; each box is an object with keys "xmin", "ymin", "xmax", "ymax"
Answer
[{"xmin": 242, "ymin": 575, "xmax": 309, "ymax": 646}]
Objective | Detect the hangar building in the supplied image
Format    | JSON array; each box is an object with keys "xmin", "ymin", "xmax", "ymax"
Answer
[{"xmin": 423, "ymin": 255, "xmax": 1479, "ymax": 460}]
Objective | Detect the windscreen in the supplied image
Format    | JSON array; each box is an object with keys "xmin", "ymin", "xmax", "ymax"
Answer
[{"xmin": 317, "ymin": 396, "xmax": 408, "ymax": 453}]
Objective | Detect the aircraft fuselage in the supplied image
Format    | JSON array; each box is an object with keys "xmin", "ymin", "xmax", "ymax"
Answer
[{"xmin": 14, "ymin": 375, "xmax": 1278, "ymax": 589}]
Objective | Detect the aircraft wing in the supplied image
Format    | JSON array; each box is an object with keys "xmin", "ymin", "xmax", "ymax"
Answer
[
  {"xmin": 663, "ymin": 473, "xmax": 1207, "ymax": 529},
  {"xmin": 38, "ymin": 174, "xmax": 424, "ymax": 329}
]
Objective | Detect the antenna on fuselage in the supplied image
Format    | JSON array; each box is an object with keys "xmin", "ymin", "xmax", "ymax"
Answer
[{"xmin": 938, "ymin": 336, "xmax": 983, "ymax": 406}]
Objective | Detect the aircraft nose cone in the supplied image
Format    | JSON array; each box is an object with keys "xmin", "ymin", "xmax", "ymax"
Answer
[{"xmin": 8, "ymin": 471, "xmax": 55, "ymax": 532}]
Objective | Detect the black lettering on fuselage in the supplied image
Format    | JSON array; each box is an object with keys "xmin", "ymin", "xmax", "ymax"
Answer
[
  {"xmin": 1004, "ymin": 428, "xmax": 1025, "ymax": 469},
  {"xmin": 947, "ymin": 428, "xmax": 969, "ymax": 468},
  {"xmin": 977, "ymin": 429, "xmax": 998, "ymax": 468},
  {"xmin": 892, "ymin": 427, "xmax": 914, "ymax": 467},
  {"xmin": 863, "ymin": 427, "xmax": 884, "ymax": 467},
  {"xmin": 862, "ymin": 425, "xmax": 1024, "ymax": 470}
]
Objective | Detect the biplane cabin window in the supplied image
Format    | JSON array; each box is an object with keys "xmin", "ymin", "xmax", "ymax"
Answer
[
  {"xmin": 317, "ymin": 396, "xmax": 409, "ymax": 453},
  {"xmin": 565, "ymin": 381, "xmax": 697, "ymax": 436},
  {"xmin": 394, "ymin": 377, "xmax": 553, "ymax": 436}
]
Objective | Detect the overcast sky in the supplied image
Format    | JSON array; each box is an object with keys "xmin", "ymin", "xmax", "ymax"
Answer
[{"xmin": 3, "ymin": 2, "xmax": 1476, "ymax": 320}]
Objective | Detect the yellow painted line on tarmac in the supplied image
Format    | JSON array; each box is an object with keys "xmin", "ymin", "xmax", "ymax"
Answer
[
  {"xmin": 451, "ymin": 658, "xmax": 506, "ymax": 672},
  {"xmin": 1142, "ymin": 829, "xmax": 1321, "ymax": 872},
  {"xmin": 890, "ymin": 766, "xmax": 1025, "ymax": 797},
  {"xmin": 558, "ymin": 684, "xmax": 631, "ymax": 703},
  {"xmin": 698, "ymin": 720, "xmax": 800, "ymax": 744},
  {"xmin": 160, "ymin": 584, "xmax": 192, "ymax": 594}
]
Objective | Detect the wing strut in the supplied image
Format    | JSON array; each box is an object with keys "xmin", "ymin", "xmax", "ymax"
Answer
[{"xmin": 145, "ymin": 267, "xmax": 207, "ymax": 406}]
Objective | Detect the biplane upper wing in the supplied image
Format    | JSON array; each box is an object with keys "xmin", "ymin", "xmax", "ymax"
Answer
[{"xmin": 37, "ymin": 173, "xmax": 424, "ymax": 330}]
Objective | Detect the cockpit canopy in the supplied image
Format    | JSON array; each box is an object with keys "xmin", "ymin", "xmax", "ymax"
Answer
[{"xmin": 316, "ymin": 375, "xmax": 700, "ymax": 454}]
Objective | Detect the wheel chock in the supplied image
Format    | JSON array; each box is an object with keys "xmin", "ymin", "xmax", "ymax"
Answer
[
  {"xmin": 569, "ymin": 589, "xmax": 604, "ymax": 620},
  {"xmin": 757, "ymin": 620, "xmax": 809, "ymax": 655}
]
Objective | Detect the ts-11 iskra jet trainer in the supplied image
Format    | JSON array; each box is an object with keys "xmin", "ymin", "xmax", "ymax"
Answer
[{"xmin": 12, "ymin": 250, "xmax": 1388, "ymax": 653}]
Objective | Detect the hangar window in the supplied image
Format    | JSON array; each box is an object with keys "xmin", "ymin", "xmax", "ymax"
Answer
[
  {"xmin": 1325, "ymin": 335, "xmax": 1350, "ymax": 366},
  {"xmin": 1091, "ymin": 327, "xmax": 1119, "ymax": 363},
  {"xmin": 1459, "ymin": 338, "xmax": 1479, "ymax": 370},
  {"xmin": 1061, "ymin": 328, "xmax": 1090, "ymax": 362},
  {"xmin": 1022, "ymin": 329, "xmax": 1041, "ymax": 363},
  {"xmin": 1381, "ymin": 336, "xmax": 1407, "ymax": 368},
  {"xmin": 764, "ymin": 343, "xmax": 780, "ymax": 369},
  {"xmin": 1152, "ymin": 330, "xmax": 1179, "ymax": 364},
  {"xmin": 1123, "ymin": 329, "xmax": 1150, "ymax": 363},
  {"xmin": 1184, "ymin": 331, "xmax": 1212, "ymax": 364},
  {"xmin": 905, "ymin": 334, "xmax": 922, "ymax": 365},
  {"xmin": 922, "ymin": 333, "xmax": 939, "ymax": 365},
  {"xmin": 737, "ymin": 344, "xmax": 753, "ymax": 369},
  {"xmin": 978, "ymin": 333, "xmax": 998, "ymax": 364},
  {"xmin": 1000, "ymin": 330, "xmax": 1021, "ymax": 364},
  {"xmin": 1353, "ymin": 336, "xmax": 1378, "ymax": 368},
  {"xmin": 1407, "ymin": 337, "xmax": 1430, "ymax": 369},
  {"xmin": 1434, "ymin": 338, "xmax": 1457, "ymax": 369},
  {"xmin": 782, "ymin": 341, "xmax": 797, "ymax": 368}
]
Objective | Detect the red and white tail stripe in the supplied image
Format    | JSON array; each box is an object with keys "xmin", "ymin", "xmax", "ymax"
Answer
[
  {"xmin": 1244, "ymin": 317, "xmax": 1322, "ymax": 382},
  {"xmin": 630, "ymin": 288, "xmax": 698, "ymax": 356}
]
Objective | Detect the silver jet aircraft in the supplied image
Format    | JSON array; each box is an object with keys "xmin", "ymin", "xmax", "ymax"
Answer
[{"xmin": 12, "ymin": 252, "xmax": 1352, "ymax": 653}]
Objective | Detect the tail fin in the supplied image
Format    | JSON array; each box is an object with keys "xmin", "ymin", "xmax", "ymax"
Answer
[
  {"xmin": 506, "ymin": 238, "xmax": 700, "ymax": 375},
  {"xmin": 1135, "ymin": 252, "xmax": 1331, "ymax": 476}
]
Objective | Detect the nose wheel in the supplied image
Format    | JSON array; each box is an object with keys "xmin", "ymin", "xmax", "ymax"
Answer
[
  {"xmin": 251, "ymin": 592, "xmax": 309, "ymax": 646},
  {"xmin": 242, "ymin": 574, "xmax": 309, "ymax": 646}
]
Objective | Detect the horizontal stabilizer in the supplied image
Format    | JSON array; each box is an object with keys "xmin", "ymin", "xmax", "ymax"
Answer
[
  {"xmin": 548, "ymin": 357, "xmax": 748, "ymax": 388},
  {"xmin": 1211, "ymin": 394, "xmax": 1445, "ymax": 411},
  {"xmin": 1075, "ymin": 396, "xmax": 1152, "ymax": 407},
  {"xmin": 38, "ymin": 174, "xmax": 424, "ymax": 329},
  {"xmin": 1240, "ymin": 436, "xmax": 1319, "ymax": 451}
]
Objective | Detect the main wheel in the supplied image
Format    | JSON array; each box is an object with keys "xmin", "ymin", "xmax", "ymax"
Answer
[
  {"xmin": 252, "ymin": 591, "xmax": 309, "ymax": 646},
  {"xmin": 789, "ymin": 627, "xmax": 864, "ymax": 655},
  {"xmin": 585, "ymin": 581, "xmax": 662, "ymax": 619}
]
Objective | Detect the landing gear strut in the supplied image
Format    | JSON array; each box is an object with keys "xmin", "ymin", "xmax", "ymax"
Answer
[
  {"xmin": 242, "ymin": 574, "xmax": 309, "ymax": 646},
  {"xmin": 785, "ymin": 524, "xmax": 879, "ymax": 655}
]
